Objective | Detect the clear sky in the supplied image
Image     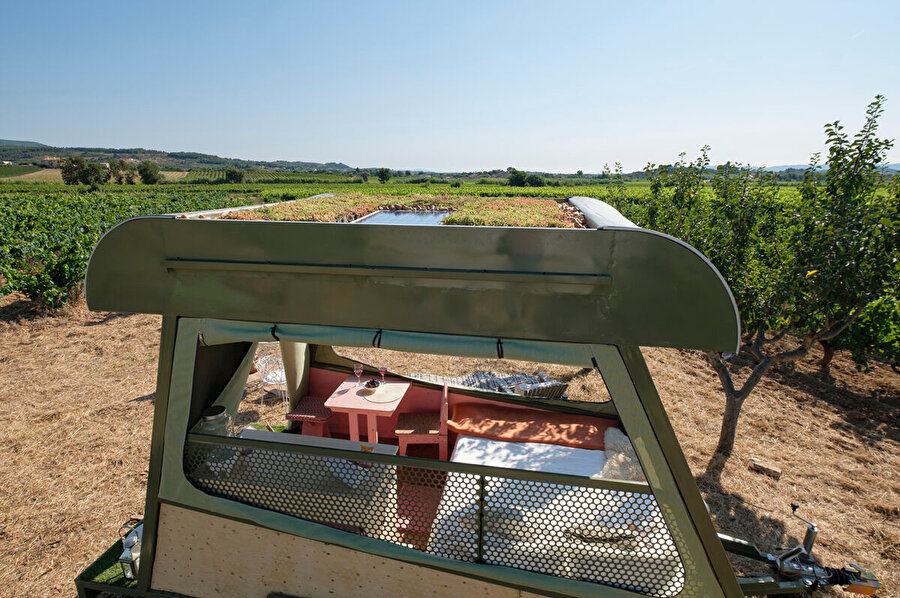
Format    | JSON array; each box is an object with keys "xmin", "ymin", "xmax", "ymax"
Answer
[{"xmin": 1, "ymin": 1, "xmax": 898, "ymax": 172}]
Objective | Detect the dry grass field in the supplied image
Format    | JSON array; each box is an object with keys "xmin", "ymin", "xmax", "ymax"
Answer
[
  {"xmin": 1, "ymin": 169, "xmax": 185, "ymax": 183},
  {"xmin": 3, "ymin": 169, "xmax": 66, "ymax": 182},
  {"xmin": 0, "ymin": 292, "xmax": 896, "ymax": 597}
]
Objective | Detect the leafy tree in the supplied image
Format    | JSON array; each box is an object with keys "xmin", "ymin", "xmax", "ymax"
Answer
[
  {"xmin": 224, "ymin": 167, "xmax": 245, "ymax": 183},
  {"xmin": 524, "ymin": 173, "xmax": 545, "ymax": 187},
  {"xmin": 60, "ymin": 156, "xmax": 109, "ymax": 188},
  {"xmin": 137, "ymin": 160, "xmax": 161, "ymax": 184},
  {"xmin": 122, "ymin": 163, "xmax": 137, "ymax": 184},
  {"xmin": 60, "ymin": 156, "xmax": 85, "ymax": 185},
  {"xmin": 82, "ymin": 163, "xmax": 110, "ymax": 190},
  {"xmin": 576, "ymin": 169, "xmax": 584, "ymax": 176},
  {"xmin": 108, "ymin": 159, "xmax": 123, "ymax": 184},
  {"xmin": 359, "ymin": 171, "xmax": 369, "ymax": 183},
  {"xmin": 826, "ymin": 292, "xmax": 899, "ymax": 371},
  {"xmin": 376, "ymin": 168, "xmax": 391, "ymax": 184},
  {"xmin": 507, "ymin": 168, "xmax": 527, "ymax": 187},
  {"xmin": 640, "ymin": 97, "xmax": 898, "ymax": 465}
]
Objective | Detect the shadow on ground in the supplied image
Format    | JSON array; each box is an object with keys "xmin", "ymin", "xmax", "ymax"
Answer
[
  {"xmin": 698, "ymin": 460, "xmax": 795, "ymax": 577},
  {"xmin": 130, "ymin": 393, "xmax": 156, "ymax": 403},
  {"xmin": 85, "ymin": 312, "xmax": 134, "ymax": 327},
  {"xmin": 0, "ymin": 296, "xmax": 47, "ymax": 323}
]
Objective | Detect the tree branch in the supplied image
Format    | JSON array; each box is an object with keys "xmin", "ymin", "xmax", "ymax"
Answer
[
  {"xmin": 818, "ymin": 305, "xmax": 865, "ymax": 342},
  {"xmin": 704, "ymin": 352, "xmax": 736, "ymax": 397},
  {"xmin": 705, "ymin": 349, "xmax": 773, "ymax": 402},
  {"xmin": 763, "ymin": 329, "xmax": 789, "ymax": 343},
  {"xmin": 749, "ymin": 329, "xmax": 766, "ymax": 361},
  {"xmin": 733, "ymin": 355, "xmax": 773, "ymax": 401}
]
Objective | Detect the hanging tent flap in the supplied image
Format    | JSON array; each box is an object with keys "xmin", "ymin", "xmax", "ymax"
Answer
[
  {"xmin": 194, "ymin": 318, "xmax": 604, "ymax": 369},
  {"xmin": 86, "ymin": 213, "xmax": 740, "ymax": 353}
]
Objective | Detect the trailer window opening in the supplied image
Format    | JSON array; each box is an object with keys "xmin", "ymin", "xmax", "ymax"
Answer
[{"xmin": 180, "ymin": 337, "xmax": 685, "ymax": 597}]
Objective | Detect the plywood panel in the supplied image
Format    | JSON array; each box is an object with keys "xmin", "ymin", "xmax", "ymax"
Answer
[{"xmin": 151, "ymin": 504, "xmax": 549, "ymax": 598}]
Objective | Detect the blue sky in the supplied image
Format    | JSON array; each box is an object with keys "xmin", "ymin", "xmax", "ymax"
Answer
[{"xmin": 1, "ymin": 1, "xmax": 897, "ymax": 172}]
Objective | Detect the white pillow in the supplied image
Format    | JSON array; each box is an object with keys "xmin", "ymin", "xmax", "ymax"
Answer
[{"xmin": 601, "ymin": 428, "xmax": 646, "ymax": 482}]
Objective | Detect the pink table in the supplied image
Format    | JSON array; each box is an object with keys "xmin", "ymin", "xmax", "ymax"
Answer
[{"xmin": 324, "ymin": 375, "xmax": 410, "ymax": 443}]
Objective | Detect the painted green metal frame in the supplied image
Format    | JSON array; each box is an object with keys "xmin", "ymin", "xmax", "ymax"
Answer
[
  {"xmin": 85, "ymin": 217, "xmax": 740, "ymax": 353},
  {"xmin": 80, "ymin": 209, "xmax": 746, "ymax": 597}
]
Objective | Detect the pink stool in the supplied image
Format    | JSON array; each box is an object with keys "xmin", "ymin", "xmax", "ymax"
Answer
[{"xmin": 286, "ymin": 396, "xmax": 333, "ymax": 437}]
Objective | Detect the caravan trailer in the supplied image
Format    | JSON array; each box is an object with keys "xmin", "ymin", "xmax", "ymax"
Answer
[{"xmin": 74, "ymin": 197, "xmax": 879, "ymax": 597}]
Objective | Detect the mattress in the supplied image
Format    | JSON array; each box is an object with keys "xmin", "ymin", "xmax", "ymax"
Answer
[
  {"xmin": 450, "ymin": 434, "xmax": 607, "ymax": 476},
  {"xmin": 426, "ymin": 435, "xmax": 684, "ymax": 596}
]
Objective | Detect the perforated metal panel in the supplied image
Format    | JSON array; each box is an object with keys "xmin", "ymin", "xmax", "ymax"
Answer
[{"xmin": 184, "ymin": 437, "xmax": 685, "ymax": 597}]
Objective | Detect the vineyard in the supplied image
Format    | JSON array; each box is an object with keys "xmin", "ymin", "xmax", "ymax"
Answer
[
  {"xmin": 2, "ymin": 101, "xmax": 897, "ymax": 376},
  {"xmin": 183, "ymin": 169, "xmax": 356, "ymax": 184},
  {"xmin": 0, "ymin": 188, "xmax": 259, "ymax": 308}
]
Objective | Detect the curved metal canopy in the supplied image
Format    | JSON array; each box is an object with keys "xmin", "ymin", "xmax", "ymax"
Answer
[{"xmin": 85, "ymin": 199, "xmax": 740, "ymax": 353}]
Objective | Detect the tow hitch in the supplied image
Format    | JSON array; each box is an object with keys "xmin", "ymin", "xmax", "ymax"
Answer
[{"xmin": 719, "ymin": 502, "xmax": 880, "ymax": 595}]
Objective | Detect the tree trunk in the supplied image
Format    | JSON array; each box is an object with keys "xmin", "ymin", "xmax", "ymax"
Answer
[
  {"xmin": 714, "ymin": 391, "xmax": 744, "ymax": 457},
  {"xmin": 819, "ymin": 340, "xmax": 836, "ymax": 368},
  {"xmin": 705, "ymin": 346, "xmax": 775, "ymax": 467}
]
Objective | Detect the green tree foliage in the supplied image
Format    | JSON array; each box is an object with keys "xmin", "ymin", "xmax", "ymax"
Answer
[
  {"xmin": 108, "ymin": 159, "xmax": 123, "ymax": 184},
  {"xmin": 524, "ymin": 173, "xmax": 545, "ymax": 187},
  {"xmin": 507, "ymin": 168, "xmax": 527, "ymax": 187},
  {"xmin": 224, "ymin": 167, "xmax": 245, "ymax": 183},
  {"xmin": 107, "ymin": 159, "xmax": 137, "ymax": 184},
  {"xmin": 638, "ymin": 97, "xmax": 899, "ymax": 464},
  {"xmin": 829, "ymin": 293, "xmax": 900, "ymax": 371},
  {"xmin": 84, "ymin": 163, "xmax": 111, "ymax": 190},
  {"xmin": 60, "ymin": 156, "xmax": 84, "ymax": 185},
  {"xmin": 376, "ymin": 168, "xmax": 391, "ymax": 184},
  {"xmin": 137, "ymin": 160, "xmax": 161, "ymax": 184},
  {"xmin": 59, "ymin": 156, "xmax": 110, "ymax": 188},
  {"xmin": 122, "ymin": 163, "xmax": 137, "ymax": 184}
]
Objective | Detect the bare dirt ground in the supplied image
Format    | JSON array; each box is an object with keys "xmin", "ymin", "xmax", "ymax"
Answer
[{"xmin": 0, "ymin": 293, "xmax": 896, "ymax": 597}]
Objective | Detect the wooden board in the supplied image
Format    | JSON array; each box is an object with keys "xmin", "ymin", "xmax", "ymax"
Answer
[{"xmin": 151, "ymin": 503, "xmax": 551, "ymax": 598}]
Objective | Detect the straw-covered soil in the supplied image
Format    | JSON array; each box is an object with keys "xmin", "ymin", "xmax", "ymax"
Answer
[{"xmin": 0, "ymin": 293, "xmax": 897, "ymax": 597}]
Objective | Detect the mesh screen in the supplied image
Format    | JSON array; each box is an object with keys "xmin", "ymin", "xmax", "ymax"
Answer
[{"xmin": 184, "ymin": 438, "xmax": 685, "ymax": 596}]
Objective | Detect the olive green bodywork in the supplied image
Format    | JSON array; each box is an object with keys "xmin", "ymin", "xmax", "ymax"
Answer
[
  {"xmin": 76, "ymin": 201, "xmax": 747, "ymax": 598},
  {"xmin": 85, "ymin": 216, "xmax": 740, "ymax": 353}
]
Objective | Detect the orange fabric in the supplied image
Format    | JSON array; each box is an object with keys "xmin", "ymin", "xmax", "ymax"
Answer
[{"xmin": 447, "ymin": 403, "xmax": 617, "ymax": 451}]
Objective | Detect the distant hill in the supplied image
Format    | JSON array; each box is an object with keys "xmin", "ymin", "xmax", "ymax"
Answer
[
  {"xmin": 764, "ymin": 163, "xmax": 900, "ymax": 172},
  {"xmin": 763, "ymin": 164, "xmax": 820, "ymax": 172},
  {"xmin": 0, "ymin": 141, "xmax": 353, "ymax": 173},
  {"xmin": 0, "ymin": 139, "xmax": 49, "ymax": 148}
]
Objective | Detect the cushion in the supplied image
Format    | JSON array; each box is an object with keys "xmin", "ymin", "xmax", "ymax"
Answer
[
  {"xmin": 600, "ymin": 427, "xmax": 646, "ymax": 482},
  {"xmin": 285, "ymin": 396, "xmax": 332, "ymax": 423},
  {"xmin": 447, "ymin": 403, "xmax": 618, "ymax": 451},
  {"xmin": 513, "ymin": 380, "xmax": 568, "ymax": 399},
  {"xmin": 395, "ymin": 412, "xmax": 441, "ymax": 436}
]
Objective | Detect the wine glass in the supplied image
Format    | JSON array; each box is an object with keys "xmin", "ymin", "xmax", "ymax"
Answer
[
  {"xmin": 378, "ymin": 366, "xmax": 387, "ymax": 384},
  {"xmin": 354, "ymin": 363, "xmax": 363, "ymax": 386}
]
